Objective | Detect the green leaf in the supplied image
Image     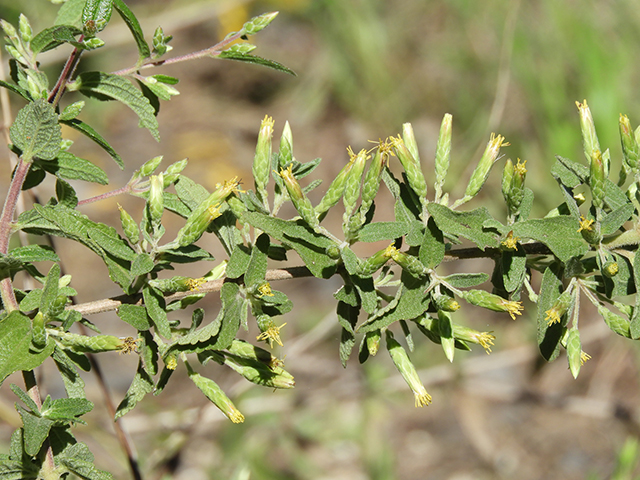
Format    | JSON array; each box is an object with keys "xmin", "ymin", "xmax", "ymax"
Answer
[
  {"xmin": 41, "ymin": 397, "xmax": 93, "ymax": 421},
  {"xmin": 56, "ymin": 178, "xmax": 78, "ymax": 208},
  {"xmin": 357, "ymin": 222, "xmax": 408, "ymax": 243},
  {"xmin": 30, "ymin": 25, "xmax": 83, "ymax": 54},
  {"xmin": 36, "ymin": 151, "xmax": 108, "ymax": 185},
  {"xmin": 17, "ymin": 405, "xmax": 54, "ymax": 456},
  {"xmin": 212, "ymin": 283, "xmax": 243, "ymax": 350},
  {"xmin": 59, "ymin": 454, "xmax": 113, "ymax": 480},
  {"xmin": 243, "ymin": 212, "xmax": 339, "ymax": 278},
  {"xmin": 0, "ymin": 311, "xmax": 54, "ymax": 385},
  {"xmin": 117, "ymin": 304, "xmax": 151, "ymax": 331},
  {"xmin": 537, "ymin": 266, "xmax": 565, "ymax": 361},
  {"xmin": 130, "ymin": 253, "xmax": 154, "ymax": 276},
  {"xmin": 225, "ymin": 245, "xmax": 252, "ymax": 279},
  {"xmin": 10, "ymin": 99, "xmax": 62, "ymax": 162},
  {"xmin": 174, "ymin": 175, "xmax": 209, "ymax": 211},
  {"xmin": 156, "ymin": 245, "xmax": 214, "ymax": 265},
  {"xmin": 419, "ymin": 217, "xmax": 445, "ymax": 269},
  {"xmin": 143, "ymin": 286, "xmax": 171, "ymax": 338},
  {"xmin": 437, "ymin": 311, "xmax": 455, "ymax": 362},
  {"xmin": 52, "ymin": 347, "xmax": 86, "ymax": 399},
  {"xmin": 217, "ymin": 50, "xmax": 296, "ymax": 76},
  {"xmin": 245, "ymin": 233, "xmax": 269, "ymax": 287},
  {"xmin": 60, "ymin": 118, "xmax": 123, "ymax": 169},
  {"xmin": 40, "ymin": 263, "xmax": 60, "ymax": 318},
  {"xmin": 113, "ymin": 0, "xmax": 151, "ymax": 59},
  {"xmin": 9, "ymin": 385, "xmax": 39, "ymax": 413},
  {"xmin": 358, "ymin": 272, "xmax": 430, "ymax": 333},
  {"xmin": 440, "ymin": 272, "xmax": 489, "ymax": 289},
  {"xmin": 55, "ymin": 0, "xmax": 85, "ymax": 28},
  {"xmin": 631, "ymin": 252, "xmax": 640, "ymax": 339},
  {"xmin": 0, "ymin": 79, "xmax": 30, "ymax": 101},
  {"xmin": 511, "ymin": 216, "xmax": 588, "ymax": 263},
  {"xmin": 114, "ymin": 360, "xmax": 154, "ymax": 419},
  {"xmin": 75, "ymin": 72, "xmax": 159, "ymax": 141},
  {"xmin": 501, "ymin": 246, "xmax": 527, "ymax": 293},
  {"xmin": 87, "ymin": 226, "xmax": 136, "ymax": 261},
  {"xmin": 427, "ymin": 203, "xmax": 500, "ymax": 250},
  {"xmin": 82, "ymin": 0, "xmax": 113, "ymax": 36},
  {"xmin": 601, "ymin": 203, "xmax": 634, "ymax": 236},
  {"xmin": 337, "ymin": 301, "xmax": 358, "ymax": 367}
]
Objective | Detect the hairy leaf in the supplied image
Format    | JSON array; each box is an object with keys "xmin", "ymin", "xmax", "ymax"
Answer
[
  {"xmin": 60, "ymin": 118, "xmax": 123, "ymax": 169},
  {"xmin": 217, "ymin": 50, "xmax": 295, "ymax": 76},
  {"xmin": 113, "ymin": 0, "xmax": 150, "ymax": 59},
  {"xmin": 427, "ymin": 203, "xmax": 500, "ymax": 250},
  {"xmin": 10, "ymin": 99, "xmax": 62, "ymax": 162},
  {"xmin": 512, "ymin": 216, "xmax": 588, "ymax": 263}
]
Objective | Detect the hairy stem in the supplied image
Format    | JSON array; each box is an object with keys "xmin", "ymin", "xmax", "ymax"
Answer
[
  {"xmin": 23, "ymin": 371, "xmax": 56, "ymax": 476},
  {"xmin": 77, "ymin": 184, "xmax": 132, "ymax": 207},
  {"xmin": 48, "ymin": 40, "xmax": 84, "ymax": 107},
  {"xmin": 0, "ymin": 157, "xmax": 30, "ymax": 311},
  {"xmin": 112, "ymin": 30, "xmax": 246, "ymax": 76}
]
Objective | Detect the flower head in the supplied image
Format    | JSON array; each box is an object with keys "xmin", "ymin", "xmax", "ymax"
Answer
[
  {"xmin": 577, "ymin": 215, "xmax": 595, "ymax": 233},
  {"xmin": 257, "ymin": 282, "xmax": 274, "ymax": 297},
  {"xmin": 257, "ymin": 322, "xmax": 287, "ymax": 347},
  {"xmin": 501, "ymin": 231, "xmax": 520, "ymax": 250},
  {"xmin": 473, "ymin": 332, "xmax": 496, "ymax": 354}
]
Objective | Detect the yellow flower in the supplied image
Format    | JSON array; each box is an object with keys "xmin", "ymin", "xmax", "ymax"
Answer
[
  {"xmin": 257, "ymin": 282, "xmax": 274, "ymax": 297},
  {"xmin": 502, "ymin": 231, "xmax": 520, "ymax": 250},
  {"xmin": 473, "ymin": 332, "xmax": 496, "ymax": 354},
  {"xmin": 514, "ymin": 158, "xmax": 527, "ymax": 175},
  {"xmin": 580, "ymin": 351, "xmax": 591, "ymax": 365},
  {"xmin": 118, "ymin": 336, "xmax": 142, "ymax": 355},
  {"xmin": 186, "ymin": 277, "xmax": 205, "ymax": 291},
  {"xmin": 577, "ymin": 215, "xmax": 595, "ymax": 233},
  {"xmin": 545, "ymin": 308, "xmax": 562, "ymax": 326},
  {"xmin": 257, "ymin": 322, "xmax": 287, "ymax": 347},
  {"xmin": 501, "ymin": 299, "xmax": 523, "ymax": 320}
]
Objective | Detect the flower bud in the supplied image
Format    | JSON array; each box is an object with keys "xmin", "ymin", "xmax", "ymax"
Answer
[
  {"xmin": 602, "ymin": 261, "xmax": 619, "ymax": 278},
  {"xmin": 187, "ymin": 363, "xmax": 244, "ymax": 423},
  {"xmin": 589, "ymin": 150, "xmax": 605, "ymax": 210},
  {"xmin": 18, "ymin": 14, "xmax": 32, "ymax": 43},
  {"xmin": 460, "ymin": 289, "xmax": 523, "ymax": 320},
  {"xmin": 222, "ymin": 353, "xmax": 295, "ymax": 389},
  {"xmin": 164, "ymin": 158, "xmax": 188, "ymax": 176},
  {"xmin": 358, "ymin": 244, "xmax": 395, "ymax": 276},
  {"xmin": 48, "ymin": 330, "xmax": 126, "ymax": 353},
  {"xmin": 315, "ymin": 159, "xmax": 353, "ymax": 217},
  {"xmin": 391, "ymin": 136, "xmax": 428, "ymax": 206},
  {"xmin": 391, "ymin": 250, "xmax": 427, "ymax": 277},
  {"xmin": 279, "ymin": 121, "xmax": 293, "ymax": 166},
  {"xmin": 385, "ymin": 330, "xmax": 432, "ymax": 407},
  {"xmin": 576, "ymin": 100, "xmax": 601, "ymax": 164},
  {"xmin": 452, "ymin": 324, "xmax": 495, "ymax": 354},
  {"xmin": 433, "ymin": 293, "xmax": 460, "ymax": 312},
  {"xmin": 566, "ymin": 327, "xmax": 582, "ymax": 379},
  {"xmin": 256, "ymin": 315, "xmax": 286, "ymax": 347},
  {"xmin": 461, "ymin": 133, "xmax": 508, "ymax": 203},
  {"xmin": 342, "ymin": 147, "xmax": 368, "ymax": 219},
  {"xmin": 366, "ymin": 329, "xmax": 381, "ymax": 356},
  {"xmin": 139, "ymin": 156, "xmax": 163, "ymax": 177},
  {"xmin": 148, "ymin": 276, "xmax": 205, "ymax": 294},
  {"xmin": 598, "ymin": 304, "xmax": 631, "ymax": 338},
  {"xmin": 242, "ymin": 11, "xmax": 279, "ymax": 36},
  {"xmin": 622, "ymin": 114, "xmax": 640, "ymax": 172},
  {"xmin": 360, "ymin": 143, "xmax": 387, "ymax": 215},
  {"xmin": 254, "ymin": 115, "xmax": 274, "ymax": 198},
  {"xmin": 277, "ymin": 165, "xmax": 318, "ymax": 228},
  {"xmin": 577, "ymin": 215, "xmax": 601, "ymax": 245},
  {"xmin": 118, "ymin": 204, "xmax": 140, "ymax": 245},
  {"xmin": 434, "ymin": 114, "xmax": 452, "ymax": 201},
  {"xmin": 148, "ymin": 174, "xmax": 164, "ymax": 226},
  {"xmin": 32, "ymin": 312, "xmax": 47, "ymax": 350},
  {"xmin": 402, "ymin": 123, "xmax": 421, "ymax": 165}
]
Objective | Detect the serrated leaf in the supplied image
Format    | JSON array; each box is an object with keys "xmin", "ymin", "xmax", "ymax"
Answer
[
  {"xmin": 427, "ymin": 203, "xmax": 500, "ymax": 250},
  {"xmin": 60, "ymin": 118, "xmax": 123, "ymax": 169},
  {"xmin": 9, "ymin": 384, "xmax": 39, "ymax": 413},
  {"xmin": 41, "ymin": 398, "xmax": 93, "ymax": 420},
  {"xmin": 114, "ymin": 360, "xmax": 153, "ymax": 419},
  {"xmin": 30, "ymin": 25, "xmax": 83, "ymax": 54},
  {"xmin": 10, "ymin": 99, "xmax": 62, "ymax": 162},
  {"xmin": 117, "ymin": 304, "xmax": 151, "ymax": 331},
  {"xmin": 82, "ymin": 0, "xmax": 113, "ymax": 35},
  {"xmin": 55, "ymin": 0, "xmax": 85, "ymax": 27},
  {"xmin": 0, "ymin": 311, "xmax": 54, "ymax": 385},
  {"xmin": 511, "ymin": 216, "xmax": 588, "ymax": 263},
  {"xmin": 113, "ymin": 0, "xmax": 150, "ymax": 59},
  {"xmin": 59, "ymin": 455, "xmax": 113, "ymax": 480},
  {"xmin": 243, "ymin": 212, "xmax": 339, "ymax": 278},
  {"xmin": 501, "ymin": 245, "xmax": 527, "ymax": 293},
  {"xmin": 17, "ymin": 405, "xmax": 54, "ymax": 456},
  {"xmin": 225, "ymin": 244, "xmax": 252, "ymax": 279},
  {"xmin": 217, "ymin": 51, "xmax": 296, "ymax": 76},
  {"xmin": 36, "ymin": 151, "xmax": 108, "ymax": 185},
  {"xmin": 75, "ymin": 72, "xmax": 159, "ymax": 141}
]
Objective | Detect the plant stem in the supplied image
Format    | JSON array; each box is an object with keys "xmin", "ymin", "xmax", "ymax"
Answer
[
  {"xmin": 48, "ymin": 40, "xmax": 84, "ymax": 107},
  {"xmin": 111, "ymin": 30, "xmax": 246, "ymax": 76},
  {"xmin": 0, "ymin": 157, "xmax": 30, "ymax": 311},
  {"xmin": 77, "ymin": 184, "xmax": 132, "ymax": 206}
]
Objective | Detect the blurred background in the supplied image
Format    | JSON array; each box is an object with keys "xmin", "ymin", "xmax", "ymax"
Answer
[{"xmin": 2, "ymin": 0, "xmax": 640, "ymax": 478}]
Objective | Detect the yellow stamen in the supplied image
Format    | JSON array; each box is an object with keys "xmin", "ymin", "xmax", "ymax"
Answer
[
  {"xmin": 502, "ymin": 231, "xmax": 520, "ymax": 250},
  {"xmin": 501, "ymin": 300, "xmax": 523, "ymax": 320},
  {"xmin": 577, "ymin": 215, "xmax": 595, "ymax": 233},
  {"xmin": 257, "ymin": 322, "xmax": 287, "ymax": 347},
  {"xmin": 118, "ymin": 336, "xmax": 142, "ymax": 355},
  {"xmin": 257, "ymin": 282, "xmax": 274, "ymax": 297}
]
